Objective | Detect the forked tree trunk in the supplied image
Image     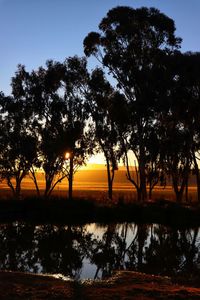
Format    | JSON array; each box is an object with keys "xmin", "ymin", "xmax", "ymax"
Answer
[
  {"xmin": 7, "ymin": 174, "xmax": 24, "ymax": 200},
  {"xmin": 30, "ymin": 168, "xmax": 40, "ymax": 197}
]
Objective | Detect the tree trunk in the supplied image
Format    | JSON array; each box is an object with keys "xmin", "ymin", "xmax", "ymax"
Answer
[
  {"xmin": 124, "ymin": 148, "xmax": 140, "ymax": 201},
  {"xmin": 15, "ymin": 179, "xmax": 21, "ymax": 200},
  {"xmin": 138, "ymin": 140, "xmax": 147, "ymax": 202},
  {"xmin": 7, "ymin": 178, "xmax": 16, "ymax": 198},
  {"xmin": 137, "ymin": 188, "xmax": 142, "ymax": 202},
  {"xmin": 148, "ymin": 173, "xmax": 159, "ymax": 200},
  {"xmin": 15, "ymin": 172, "xmax": 25, "ymax": 200},
  {"xmin": 44, "ymin": 176, "xmax": 52, "ymax": 199},
  {"xmin": 149, "ymin": 186, "xmax": 153, "ymax": 200},
  {"xmin": 193, "ymin": 153, "xmax": 200, "ymax": 203},
  {"xmin": 185, "ymin": 177, "xmax": 189, "ymax": 203},
  {"xmin": 7, "ymin": 175, "xmax": 23, "ymax": 200},
  {"xmin": 175, "ymin": 190, "xmax": 183, "ymax": 203},
  {"xmin": 106, "ymin": 158, "xmax": 114, "ymax": 200},
  {"xmin": 173, "ymin": 176, "xmax": 185, "ymax": 203},
  {"xmin": 68, "ymin": 155, "xmax": 74, "ymax": 201},
  {"xmin": 139, "ymin": 161, "xmax": 147, "ymax": 202}
]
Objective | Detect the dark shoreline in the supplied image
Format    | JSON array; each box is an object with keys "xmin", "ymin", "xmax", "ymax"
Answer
[
  {"xmin": 0, "ymin": 270, "xmax": 200, "ymax": 299},
  {"xmin": 0, "ymin": 197, "xmax": 199, "ymax": 227}
]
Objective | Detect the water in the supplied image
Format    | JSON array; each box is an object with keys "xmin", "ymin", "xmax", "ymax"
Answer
[{"xmin": 0, "ymin": 222, "xmax": 200, "ymax": 282}]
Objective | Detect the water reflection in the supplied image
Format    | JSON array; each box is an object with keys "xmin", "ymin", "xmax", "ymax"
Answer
[{"xmin": 0, "ymin": 222, "xmax": 200, "ymax": 283}]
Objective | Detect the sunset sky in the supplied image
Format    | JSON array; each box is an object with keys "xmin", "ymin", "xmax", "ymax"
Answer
[{"xmin": 0, "ymin": 0, "xmax": 200, "ymax": 166}]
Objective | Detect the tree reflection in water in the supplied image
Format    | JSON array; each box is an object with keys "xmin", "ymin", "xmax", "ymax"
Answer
[
  {"xmin": 0, "ymin": 222, "xmax": 200, "ymax": 282},
  {"xmin": 0, "ymin": 223, "xmax": 93, "ymax": 280}
]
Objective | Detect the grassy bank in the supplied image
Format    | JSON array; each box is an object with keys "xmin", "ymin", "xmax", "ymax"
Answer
[{"xmin": 0, "ymin": 196, "xmax": 199, "ymax": 227}]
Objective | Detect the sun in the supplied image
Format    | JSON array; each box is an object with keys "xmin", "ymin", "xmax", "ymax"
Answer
[{"xmin": 65, "ymin": 152, "xmax": 70, "ymax": 160}]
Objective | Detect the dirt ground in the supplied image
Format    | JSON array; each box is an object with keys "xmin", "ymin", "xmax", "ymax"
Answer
[{"xmin": 1, "ymin": 271, "xmax": 200, "ymax": 300}]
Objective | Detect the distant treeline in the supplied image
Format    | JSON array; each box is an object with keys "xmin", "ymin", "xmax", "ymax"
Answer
[{"xmin": 0, "ymin": 6, "xmax": 200, "ymax": 203}]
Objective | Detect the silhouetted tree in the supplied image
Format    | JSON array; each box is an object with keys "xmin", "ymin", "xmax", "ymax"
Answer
[
  {"xmin": 158, "ymin": 52, "xmax": 200, "ymax": 202},
  {"xmin": 59, "ymin": 56, "xmax": 91, "ymax": 200},
  {"xmin": 171, "ymin": 52, "xmax": 200, "ymax": 203},
  {"xmin": 84, "ymin": 6, "xmax": 181, "ymax": 201},
  {"xmin": 0, "ymin": 93, "xmax": 38, "ymax": 199},
  {"xmin": 8, "ymin": 63, "xmax": 66, "ymax": 198},
  {"xmin": 12, "ymin": 57, "xmax": 91, "ymax": 199}
]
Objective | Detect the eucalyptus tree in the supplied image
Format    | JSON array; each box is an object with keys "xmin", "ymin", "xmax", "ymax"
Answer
[
  {"xmin": 33, "ymin": 59, "xmax": 79, "ymax": 199},
  {"xmin": 84, "ymin": 6, "xmax": 181, "ymax": 201},
  {"xmin": 174, "ymin": 52, "xmax": 200, "ymax": 203},
  {"xmin": 159, "ymin": 52, "xmax": 200, "ymax": 202},
  {"xmin": 37, "ymin": 57, "xmax": 90, "ymax": 199},
  {"xmin": 162, "ymin": 53, "xmax": 192, "ymax": 203},
  {"xmin": 11, "ymin": 57, "xmax": 90, "ymax": 200},
  {"xmin": 0, "ymin": 93, "xmax": 38, "ymax": 199},
  {"xmin": 58, "ymin": 56, "xmax": 91, "ymax": 200},
  {"xmin": 8, "ymin": 63, "xmax": 65, "ymax": 198}
]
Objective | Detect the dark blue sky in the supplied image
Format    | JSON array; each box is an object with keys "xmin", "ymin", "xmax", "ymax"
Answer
[{"xmin": 0, "ymin": 0, "xmax": 200, "ymax": 94}]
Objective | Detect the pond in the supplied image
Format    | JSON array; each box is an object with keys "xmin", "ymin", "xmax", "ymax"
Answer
[{"xmin": 0, "ymin": 222, "xmax": 200, "ymax": 282}]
